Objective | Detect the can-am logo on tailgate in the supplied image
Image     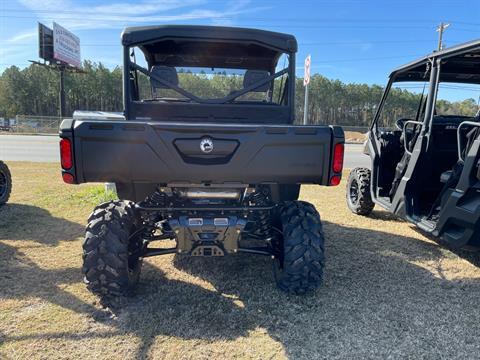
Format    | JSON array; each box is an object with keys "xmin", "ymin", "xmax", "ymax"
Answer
[{"xmin": 200, "ymin": 137, "xmax": 214, "ymax": 153}]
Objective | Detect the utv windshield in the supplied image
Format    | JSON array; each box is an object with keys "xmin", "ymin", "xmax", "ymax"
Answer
[{"xmin": 128, "ymin": 40, "xmax": 291, "ymax": 106}]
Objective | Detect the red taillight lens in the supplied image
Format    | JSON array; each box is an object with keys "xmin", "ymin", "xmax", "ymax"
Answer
[
  {"xmin": 330, "ymin": 175, "xmax": 341, "ymax": 186},
  {"xmin": 332, "ymin": 143, "xmax": 344, "ymax": 173},
  {"xmin": 62, "ymin": 173, "xmax": 75, "ymax": 184},
  {"xmin": 60, "ymin": 138, "xmax": 72, "ymax": 169}
]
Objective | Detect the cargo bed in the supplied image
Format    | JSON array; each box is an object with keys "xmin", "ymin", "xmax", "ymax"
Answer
[{"xmin": 60, "ymin": 119, "xmax": 344, "ymax": 186}]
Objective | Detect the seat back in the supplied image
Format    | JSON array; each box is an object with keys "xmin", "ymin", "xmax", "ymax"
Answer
[
  {"xmin": 150, "ymin": 66, "xmax": 178, "ymax": 92},
  {"xmin": 243, "ymin": 70, "xmax": 270, "ymax": 92}
]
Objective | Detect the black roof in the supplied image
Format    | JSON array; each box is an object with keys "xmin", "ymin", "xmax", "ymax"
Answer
[
  {"xmin": 391, "ymin": 39, "xmax": 480, "ymax": 82},
  {"xmin": 121, "ymin": 25, "xmax": 297, "ymax": 52}
]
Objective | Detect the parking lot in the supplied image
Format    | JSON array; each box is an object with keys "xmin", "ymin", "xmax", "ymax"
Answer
[{"xmin": 1, "ymin": 162, "xmax": 479, "ymax": 359}]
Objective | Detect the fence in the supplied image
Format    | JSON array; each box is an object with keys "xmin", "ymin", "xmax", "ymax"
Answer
[
  {"xmin": 14, "ymin": 115, "xmax": 62, "ymax": 134},
  {"xmin": 9, "ymin": 115, "xmax": 369, "ymax": 135}
]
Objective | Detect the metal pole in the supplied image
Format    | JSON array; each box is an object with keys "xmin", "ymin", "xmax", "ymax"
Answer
[
  {"xmin": 436, "ymin": 22, "xmax": 450, "ymax": 51},
  {"xmin": 59, "ymin": 66, "xmax": 66, "ymax": 118},
  {"xmin": 437, "ymin": 22, "xmax": 444, "ymax": 50},
  {"xmin": 303, "ymin": 83, "xmax": 309, "ymax": 125}
]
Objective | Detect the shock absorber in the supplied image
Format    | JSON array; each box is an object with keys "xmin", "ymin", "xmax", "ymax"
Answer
[
  {"xmin": 146, "ymin": 189, "xmax": 168, "ymax": 208},
  {"xmin": 141, "ymin": 189, "xmax": 174, "ymax": 241},
  {"xmin": 250, "ymin": 187, "xmax": 275, "ymax": 241}
]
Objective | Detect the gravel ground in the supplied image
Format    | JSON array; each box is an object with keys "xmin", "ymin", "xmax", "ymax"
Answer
[{"xmin": 1, "ymin": 162, "xmax": 479, "ymax": 359}]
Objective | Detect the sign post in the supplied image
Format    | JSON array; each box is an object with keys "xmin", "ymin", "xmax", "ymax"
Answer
[{"xmin": 303, "ymin": 55, "xmax": 311, "ymax": 125}]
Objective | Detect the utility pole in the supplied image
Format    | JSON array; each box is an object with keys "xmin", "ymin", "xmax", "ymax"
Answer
[{"xmin": 436, "ymin": 22, "xmax": 450, "ymax": 51}]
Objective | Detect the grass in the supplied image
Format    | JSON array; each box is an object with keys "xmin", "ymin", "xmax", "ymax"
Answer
[
  {"xmin": 1, "ymin": 162, "xmax": 480, "ymax": 359},
  {"xmin": 344, "ymin": 130, "xmax": 367, "ymax": 143}
]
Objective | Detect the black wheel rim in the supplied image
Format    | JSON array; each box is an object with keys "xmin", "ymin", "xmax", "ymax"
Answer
[
  {"xmin": 349, "ymin": 179, "xmax": 359, "ymax": 205},
  {"xmin": 0, "ymin": 170, "xmax": 7, "ymax": 198}
]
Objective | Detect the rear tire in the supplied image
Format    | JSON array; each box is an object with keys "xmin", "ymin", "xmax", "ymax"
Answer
[
  {"xmin": 0, "ymin": 161, "xmax": 12, "ymax": 205},
  {"xmin": 346, "ymin": 167, "xmax": 374, "ymax": 216},
  {"xmin": 273, "ymin": 201, "xmax": 325, "ymax": 294},
  {"xmin": 82, "ymin": 200, "xmax": 143, "ymax": 308}
]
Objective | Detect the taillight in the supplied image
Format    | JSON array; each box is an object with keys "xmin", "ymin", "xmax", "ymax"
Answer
[
  {"xmin": 62, "ymin": 173, "xmax": 75, "ymax": 184},
  {"xmin": 330, "ymin": 175, "xmax": 341, "ymax": 186},
  {"xmin": 60, "ymin": 138, "xmax": 72, "ymax": 169},
  {"xmin": 329, "ymin": 143, "xmax": 344, "ymax": 186},
  {"xmin": 332, "ymin": 143, "xmax": 344, "ymax": 173}
]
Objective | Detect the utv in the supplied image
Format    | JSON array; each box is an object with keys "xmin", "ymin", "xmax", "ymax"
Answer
[
  {"xmin": 0, "ymin": 160, "xmax": 11, "ymax": 205},
  {"xmin": 59, "ymin": 25, "xmax": 345, "ymax": 306},
  {"xmin": 347, "ymin": 40, "xmax": 480, "ymax": 251}
]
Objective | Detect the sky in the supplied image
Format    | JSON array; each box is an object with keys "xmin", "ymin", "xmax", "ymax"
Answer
[{"xmin": 0, "ymin": 0, "xmax": 479, "ymax": 87}]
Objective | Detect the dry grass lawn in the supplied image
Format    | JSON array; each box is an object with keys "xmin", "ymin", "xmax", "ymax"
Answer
[
  {"xmin": 344, "ymin": 131, "xmax": 367, "ymax": 143},
  {"xmin": 1, "ymin": 162, "xmax": 480, "ymax": 359}
]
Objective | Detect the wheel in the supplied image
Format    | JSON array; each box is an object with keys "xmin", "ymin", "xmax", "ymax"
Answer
[
  {"xmin": 0, "ymin": 161, "xmax": 12, "ymax": 205},
  {"xmin": 82, "ymin": 200, "xmax": 143, "ymax": 307},
  {"xmin": 273, "ymin": 201, "xmax": 325, "ymax": 294},
  {"xmin": 346, "ymin": 167, "xmax": 375, "ymax": 216}
]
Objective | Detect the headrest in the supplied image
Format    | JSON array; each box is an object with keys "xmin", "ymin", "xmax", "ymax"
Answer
[
  {"xmin": 150, "ymin": 65, "xmax": 178, "ymax": 89},
  {"xmin": 243, "ymin": 70, "xmax": 270, "ymax": 92}
]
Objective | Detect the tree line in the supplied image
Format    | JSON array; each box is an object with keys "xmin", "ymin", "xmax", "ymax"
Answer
[{"xmin": 0, "ymin": 61, "xmax": 477, "ymax": 127}]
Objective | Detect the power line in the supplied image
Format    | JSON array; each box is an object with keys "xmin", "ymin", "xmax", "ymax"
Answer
[
  {"xmin": 4, "ymin": 39, "xmax": 469, "ymax": 48},
  {"xmin": 0, "ymin": 53, "xmax": 423, "ymax": 68},
  {"xmin": 3, "ymin": 8, "xmax": 480, "ymax": 25},
  {"xmin": 1, "ymin": 14, "xmax": 479, "ymax": 31}
]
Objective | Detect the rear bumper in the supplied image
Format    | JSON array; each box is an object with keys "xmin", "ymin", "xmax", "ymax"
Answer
[{"xmin": 60, "ymin": 119, "xmax": 344, "ymax": 186}]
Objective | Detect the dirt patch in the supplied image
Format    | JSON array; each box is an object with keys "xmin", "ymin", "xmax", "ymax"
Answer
[{"xmin": 1, "ymin": 162, "xmax": 480, "ymax": 359}]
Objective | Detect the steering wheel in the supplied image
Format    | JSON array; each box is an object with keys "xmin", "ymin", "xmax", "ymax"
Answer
[{"xmin": 395, "ymin": 118, "xmax": 411, "ymax": 131}]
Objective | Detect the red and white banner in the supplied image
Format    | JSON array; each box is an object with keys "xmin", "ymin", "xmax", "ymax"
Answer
[
  {"xmin": 304, "ymin": 55, "xmax": 311, "ymax": 86},
  {"xmin": 53, "ymin": 22, "xmax": 81, "ymax": 68}
]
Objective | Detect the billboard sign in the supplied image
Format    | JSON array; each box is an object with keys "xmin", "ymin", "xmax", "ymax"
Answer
[
  {"xmin": 53, "ymin": 22, "xmax": 81, "ymax": 68},
  {"xmin": 38, "ymin": 23, "xmax": 54, "ymax": 61}
]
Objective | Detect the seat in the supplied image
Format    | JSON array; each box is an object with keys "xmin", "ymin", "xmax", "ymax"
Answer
[
  {"xmin": 243, "ymin": 70, "xmax": 270, "ymax": 92},
  {"xmin": 150, "ymin": 65, "xmax": 178, "ymax": 93}
]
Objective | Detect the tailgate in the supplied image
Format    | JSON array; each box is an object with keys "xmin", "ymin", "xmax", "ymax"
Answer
[{"xmin": 60, "ymin": 120, "xmax": 344, "ymax": 186}]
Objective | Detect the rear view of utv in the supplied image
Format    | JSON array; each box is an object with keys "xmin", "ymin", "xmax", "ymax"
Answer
[
  {"xmin": 60, "ymin": 25, "xmax": 345, "ymax": 307},
  {"xmin": 347, "ymin": 40, "xmax": 480, "ymax": 251}
]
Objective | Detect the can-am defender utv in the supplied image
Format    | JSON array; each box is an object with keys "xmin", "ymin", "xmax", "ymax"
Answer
[
  {"xmin": 0, "ymin": 160, "xmax": 12, "ymax": 205},
  {"xmin": 59, "ymin": 25, "xmax": 345, "ymax": 306},
  {"xmin": 347, "ymin": 40, "xmax": 480, "ymax": 251}
]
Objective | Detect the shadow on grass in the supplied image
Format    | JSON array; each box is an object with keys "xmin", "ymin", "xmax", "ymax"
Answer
[
  {"xmin": 2, "ymin": 217, "xmax": 480, "ymax": 358},
  {"xmin": 0, "ymin": 203, "xmax": 102, "ymax": 324},
  {"xmin": 0, "ymin": 203, "xmax": 84, "ymax": 245},
  {"xmin": 369, "ymin": 209, "xmax": 405, "ymax": 222}
]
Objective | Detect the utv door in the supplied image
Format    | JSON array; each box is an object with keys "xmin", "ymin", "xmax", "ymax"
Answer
[{"xmin": 369, "ymin": 61, "xmax": 438, "ymax": 221}]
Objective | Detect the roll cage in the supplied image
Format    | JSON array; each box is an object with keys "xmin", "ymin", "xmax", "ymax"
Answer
[
  {"xmin": 367, "ymin": 40, "xmax": 480, "ymax": 213},
  {"xmin": 121, "ymin": 25, "xmax": 297, "ymax": 121},
  {"xmin": 372, "ymin": 39, "xmax": 480, "ymax": 136}
]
